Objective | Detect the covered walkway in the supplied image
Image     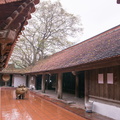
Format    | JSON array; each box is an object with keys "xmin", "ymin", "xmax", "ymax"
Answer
[
  {"xmin": 32, "ymin": 90, "xmax": 85, "ymax": 109},
  {"xmin": 0, "ymin": 88, "xmax": 113, "ymax": 120},
  {"xmin": 0, "ymin": 87, "xmax": 86, "ymax": 120}
]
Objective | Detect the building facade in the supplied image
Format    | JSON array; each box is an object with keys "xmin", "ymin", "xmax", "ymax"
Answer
[{"xmin": 0, "ymin": 25, "xmax": 120, "ymax": 119}]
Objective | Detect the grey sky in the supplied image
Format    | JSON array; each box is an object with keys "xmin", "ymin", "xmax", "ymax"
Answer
[{"xmin": 41, "ymin": 0, "xmax": 120, "ymax": 42}]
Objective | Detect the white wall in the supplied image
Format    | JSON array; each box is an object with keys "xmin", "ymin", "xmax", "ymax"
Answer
[
  {"xmin": 92, "ymin": 101, "xmax": 120, "ymax": 120},
  {"xmin": 13, "ymin": 75, "xmax": 26, "ymax": 87}
]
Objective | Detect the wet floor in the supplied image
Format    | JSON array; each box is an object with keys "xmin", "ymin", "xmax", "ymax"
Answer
[{"xmin": 0, "ymin": 88, "xmax": 86, "ymax": 120}]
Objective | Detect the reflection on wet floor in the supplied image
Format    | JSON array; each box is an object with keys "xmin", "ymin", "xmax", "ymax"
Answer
[{"xmin": 0, "ymin": 88, "xmax": 86, "ymax": 120}]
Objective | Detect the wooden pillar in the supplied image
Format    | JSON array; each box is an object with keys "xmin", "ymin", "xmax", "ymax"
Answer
[
  {"xmin": 41, "ymin": 74, "xmax": 46, "ymax": 93},
  {"xmin": 72, "ymin": 71, "xmax": 79, "ymax": 97},
  {"xmin": 57, "ymin": 73, "xmax": 63, "ymax": 99},
  {"xmin": 55, "ymin": 74, "xmax": 58, "ymax": 93},
  {"xmin": 26, "ymin": 75, "xmax": 29, "ymax": 87},
  {"xmin": 85, "ymin": 71, "xmax": 89, "ymax": 104},
  {"xmin": 34, "ymin": 75, "xmax": 36, "ymax": 90},
  {"xmin": 75, "ymin": 74, "xmax": 79, "ymax": 97}
]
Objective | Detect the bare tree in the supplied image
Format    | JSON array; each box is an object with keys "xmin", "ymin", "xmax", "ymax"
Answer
[{"xmin": 10, "ymin": 1, "xmax": 83, "ymax": 68}]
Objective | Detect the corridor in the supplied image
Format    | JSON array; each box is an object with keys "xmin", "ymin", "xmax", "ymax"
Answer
[{"xmin": 0, "ymin": 88, "xmax": 86, "ymax": 120}]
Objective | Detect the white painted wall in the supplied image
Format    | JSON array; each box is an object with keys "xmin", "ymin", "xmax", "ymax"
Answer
[
  {"xmin": 92, "ymin": 101, "xmax": 120, "ymax": 120},
  {"xmin": 13, "ymin": 75, "xmax": 26, "ymax": 87}
]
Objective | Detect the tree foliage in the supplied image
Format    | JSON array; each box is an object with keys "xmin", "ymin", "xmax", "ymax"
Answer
[{"xmin": 10, "ymin": 0, "xmax": 83, "ymax": 68}]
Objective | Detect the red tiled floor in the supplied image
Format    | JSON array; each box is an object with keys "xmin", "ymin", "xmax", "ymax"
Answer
[
  {"xmin": 31, "ymin": 90, "xmax": 113, "ymax": 120},
  {"xmin": 0, "ymin": 88, "xmax": 87, "ymax": 120}
]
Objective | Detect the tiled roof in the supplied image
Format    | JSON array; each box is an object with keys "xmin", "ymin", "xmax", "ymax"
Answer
[
  {"xmin": 1, "ymin": 25, "xmax": 120, "ymax": 74},
  {"xmin": 0, "ymin": 63, "xmax": 36, "ymax": 74},
  {"xmin": 0, "ymin": 0, "xmax": 39, "ymax": 71},
  {"xmin": 0, "ymin": 0, "xmax": 21, "ymax": 4},
  {"xmin": 30, "ymin": 25, "xmax": 120, "ymax": 73},
  {"xmin": 0, "ymin": 64, "xmax": 27, "ymax": 74}
]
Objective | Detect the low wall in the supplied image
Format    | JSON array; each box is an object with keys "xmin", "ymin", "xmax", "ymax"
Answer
[{"xmin": 92, "ymin": 101, "xmax": 120, "ymax": 120}]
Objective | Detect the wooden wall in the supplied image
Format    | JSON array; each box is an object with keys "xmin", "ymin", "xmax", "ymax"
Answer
[{"xmin": 88, "ymin": 65, "xmax": 120, "ymax": 101}]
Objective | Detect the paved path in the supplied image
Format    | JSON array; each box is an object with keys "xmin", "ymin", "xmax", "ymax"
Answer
[
  {"xmin": 0, "ymin": 88, "xmax": 86, "ymax": 120},
  {"xmin": 31, "ymin": 90, "xmax": 113, "ymax": 120}
]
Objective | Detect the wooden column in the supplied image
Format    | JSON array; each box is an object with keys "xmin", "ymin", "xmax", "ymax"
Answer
[
  {"xmin": 57, "ymin": 73, "xmax": 63, "ymax": 99},
  {"xmin": 34, "ymin": 75, "xmax": 36, "ymax": 90},
  {"xmin": 41, "ymin": 74, "xmax": 46, "ymax": 93},
  {"xmin": 55, "ymin": 74, "xmax": 58, "ymax": 93},
  {"xmin": 72, "ymin": 71, "xmax": 79, "ymax": 97},
  {"xmin": 26, "ymin": 75, "xmax": 29, "ymax": 87},
  {"xmin": 75, "ymin": 74, "xmax": 79, "ymax": 97},
  {"xmin": 85, "ymin": 70, "xmax": 89, "ymax": 104}
]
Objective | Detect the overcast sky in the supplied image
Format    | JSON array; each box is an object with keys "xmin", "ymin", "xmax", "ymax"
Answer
[{"xmin": 41, "ymin": 0, "xmax": 120, "ymax": 42}]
